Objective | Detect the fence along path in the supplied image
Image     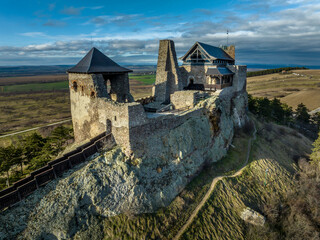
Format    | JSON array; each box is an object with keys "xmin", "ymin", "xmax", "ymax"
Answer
[{"xmin": 0, "ymin": 132, "xmax": 115, "ymax": 211}]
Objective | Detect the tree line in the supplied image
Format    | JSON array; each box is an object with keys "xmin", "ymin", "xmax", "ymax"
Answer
[
  {"xmin": 247, "ymin": 67, "xmax": 308, "ymax": 77},
  {"xmin": 248, "ymin": 95, "xmax": 320, "ymax": 130},
  {"xmin": 0, "ymin": 126, "xmax": 73, "ymax": 189}
]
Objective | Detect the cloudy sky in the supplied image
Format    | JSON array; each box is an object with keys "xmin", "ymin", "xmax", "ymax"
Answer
[{"xmin": 0, "ymin": 0, "xmax": 319, "ymax": 66}]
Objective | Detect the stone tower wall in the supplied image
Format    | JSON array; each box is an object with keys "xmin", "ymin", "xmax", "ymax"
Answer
[
  {"xmin": 153, "ymin": 40, "xmax": 182, "ymax": 103},
  {"xmin": 227, "ymin": 65, "xmax": 247, "ymax": 92},
  {"xmin": 68, "ymin": 73, "xmax": 144, "ymax": 149},
  {"xmin": 224, "ymin": 45, "xmax": 235, "ymax": 60}
]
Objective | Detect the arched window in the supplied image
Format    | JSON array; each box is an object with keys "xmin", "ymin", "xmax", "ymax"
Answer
[
  {"xmin": 90, "ymin": 91, "xmax": 95, "ymax": 98},
  {"xmin": 72, "ymin": 81, "xmax": 78, "ymax": 91}
]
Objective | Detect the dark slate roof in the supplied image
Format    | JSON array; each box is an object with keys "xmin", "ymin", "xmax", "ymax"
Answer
[
  {"xmin": 180, "ymin": 42, "xmax": 234, "ymax": 61},
  {"xmin": 198, "ymin": 42, "xmax": 234, "ymax": 61},
  {"xmin": 67, "ymin": 47, "xmax": 132, "ymax": 74},
  {"xmin": 206, "ymin": 67, "xmax": 234, "ymax": 76}
]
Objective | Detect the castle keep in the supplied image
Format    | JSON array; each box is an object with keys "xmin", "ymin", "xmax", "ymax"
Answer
[{"xmin": 68, "ymin": 40, "xmax": 247, "ymax": 157}]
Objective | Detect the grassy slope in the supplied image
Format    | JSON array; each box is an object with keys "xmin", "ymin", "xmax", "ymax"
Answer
[
  {"xmin": 182, "ymin": 120, "xmax": 312, "ymax": 239},
  {"xmin": 100, "ymin": 119, "xmax": 312, "ymax": 240},
  {"xmin": 247, "ymin": 69, "xmax": 320, "ymax": 110},
  {"xmin": 101, "ymin": 130, "xmax": 250, "ymax": 240}
]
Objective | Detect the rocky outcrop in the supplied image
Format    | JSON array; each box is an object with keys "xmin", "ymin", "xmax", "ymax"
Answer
[
  {"xmin": 0, "ymin": 89, "xmax": 248, "ymax": 240},
  {"xmin": 240, "ymin": 207, "xmax": 266, "ymax": 226}
]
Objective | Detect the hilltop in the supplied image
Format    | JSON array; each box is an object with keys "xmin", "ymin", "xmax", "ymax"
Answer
[{"xmin": 0, "ymin": 115, "xmax": 313, "ymax": 239}]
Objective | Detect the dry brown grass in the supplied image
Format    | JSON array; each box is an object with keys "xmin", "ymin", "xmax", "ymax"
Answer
[
  {"xmin": 281, "ymin": 89, "xmax": 320, "ymax": 110},
  {"xmin": 247, "ymin": 69, "xmax": 320, "ymax": 110},
  {"xmin": 0, "ymin": 91, "xmax": 70, "ymax": 135}
]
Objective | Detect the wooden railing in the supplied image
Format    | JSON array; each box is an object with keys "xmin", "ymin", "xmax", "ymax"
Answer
[
  {"xmin": 204, "ymin": 82, "xmax": 232, "ymax": 91},
  {"xmin": 0, "ymin": 132, "xmax": 115, "ymax": 211}
]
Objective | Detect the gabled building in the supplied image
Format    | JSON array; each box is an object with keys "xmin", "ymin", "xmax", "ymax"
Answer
[
  {"xmin": 179, "ymin": 42, "xmax": 235, "ymax": 66},
  {"xmin": 179, "ymin": 42, "xmax": 237, "ymax": 91}
]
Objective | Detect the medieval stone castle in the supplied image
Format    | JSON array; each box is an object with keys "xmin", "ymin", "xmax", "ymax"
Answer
[
  {"xmin": 67, "ymin": 40, "xmax": 247, "ymax": 157},
  {"xmin": 0, "ymin": 39, "xmax": 248, "ymax": 213}
]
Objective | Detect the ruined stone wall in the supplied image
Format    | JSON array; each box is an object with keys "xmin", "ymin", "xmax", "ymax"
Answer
[
  {"xmin": 170, "ymin": 90, "xmax": 198, "ymax": 109},
  {"xmin": 127, "ymin": 109, "xmax": 204, "ymax": 158},
  {"xmin": 105, "ymin": 73, "xmax": 134, "ymax": 103},
  {"xmin": 227, "ymin": 65, "xmax": 247, "ymax": 92},
  {"xmin": 153, "ymin": 40, "xmax": 182, "ymax": 103}
]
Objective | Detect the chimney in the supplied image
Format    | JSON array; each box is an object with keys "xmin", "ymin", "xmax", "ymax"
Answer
[{"xmin": 224, "ymin": 45, "xmax": 235, "ymax": 60}]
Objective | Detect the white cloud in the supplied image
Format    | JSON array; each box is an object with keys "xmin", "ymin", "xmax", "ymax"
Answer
[
  {"xmin": 20, "ymin": 32, "xmax": 48, "ymax": 37},
  {"xmin": 2, "ymin": 0, "xmax": 320, "ymax": 65}
]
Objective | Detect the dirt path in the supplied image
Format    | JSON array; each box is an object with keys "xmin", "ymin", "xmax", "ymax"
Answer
[
  {"xmin": 0, "ymin": 119, "xmax": 72, "ymax": 139},
  {"xmin": 173, "ymin": 124, "xmax": 257, "ymax": 240}
]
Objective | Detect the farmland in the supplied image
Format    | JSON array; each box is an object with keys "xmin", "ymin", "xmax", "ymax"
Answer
[{"xmin": 247, "ymin": 69, "xmax": 320, "ymax": 110}]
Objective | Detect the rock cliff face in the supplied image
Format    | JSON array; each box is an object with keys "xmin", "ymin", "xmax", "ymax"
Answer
[{"xmin": 0, "ymin": 89, "xmax": 248, "ymax": 240}]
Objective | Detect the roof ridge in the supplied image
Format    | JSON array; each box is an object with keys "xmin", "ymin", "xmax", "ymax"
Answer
[
  {"xmin": 86, "ymin": 47, "xmax": 95, "ymax": 73},
  {"xmin": 67, "ymin": 47, "xmax": 132, "ymax": 74}
]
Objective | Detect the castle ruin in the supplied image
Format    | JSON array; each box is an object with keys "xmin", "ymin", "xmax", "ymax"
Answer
[{"xmin": 68, "ymin": 40, "xmax": 247, "ymax": 157}]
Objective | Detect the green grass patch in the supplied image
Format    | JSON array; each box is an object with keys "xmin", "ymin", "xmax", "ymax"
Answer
[{"xmin": 130, "ymin": 74, "xmax": 155, "ymax": 85}]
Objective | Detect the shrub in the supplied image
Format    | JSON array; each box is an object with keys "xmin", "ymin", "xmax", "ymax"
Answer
[{"xmin": 242, "ymin": 120, "xmax": 255, "ymax": 136}]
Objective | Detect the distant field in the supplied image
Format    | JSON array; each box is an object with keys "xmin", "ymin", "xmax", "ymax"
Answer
[
  {"xmin": 247, "ymin": 69, "xmax": 320, "ymax": 110},
  {"xmin": 0, "ymin": 74, "xmax": 154, "ymax": 137},
  {"xmin": 129, "ymin": 74, "xmax": 155, "ymax": 99},
  {"xmin": 281, "ymin": 89, "xmax": 320, "ymax": 111},
  {"xmin": 0, "ymin": 91, "xmax": 70, "ymax": 135},
  {"xmin": 2, "ymin": 69, "xmax": 318, "ymax": 138},
  {"xmin": 0, "ymin": 81, "xmax": 69, "ymax": 93},
  {"xmin": 130, "ymin": 74, "xmax": 155, "ymax": 85},
  {"xmin": 0, "ymin": 74, "xmax": 67, "ymax": 86}
]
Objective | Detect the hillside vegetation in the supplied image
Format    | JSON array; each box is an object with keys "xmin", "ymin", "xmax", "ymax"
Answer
[
  {"xmin": 98, "ymin": 118, "xmax": 312, "ymax": 240},
  {"xmin": 246, "ymin": 132, "xmax": 320, "ymax": 239}
]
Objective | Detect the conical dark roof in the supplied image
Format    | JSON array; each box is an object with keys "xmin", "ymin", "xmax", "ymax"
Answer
[{"xmin": 67, "ymin": 47, "xmax": 132, "ymax": 74}]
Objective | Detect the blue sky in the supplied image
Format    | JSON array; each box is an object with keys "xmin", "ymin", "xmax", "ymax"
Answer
[{"xmin": 0, "ymin": 0, "xmax": 319, "ymax": 66}]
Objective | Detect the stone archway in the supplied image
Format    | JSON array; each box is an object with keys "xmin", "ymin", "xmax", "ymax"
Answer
[{"xmin": 188, "ymin": 76, "xmax": 195, "ymax": 85}]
